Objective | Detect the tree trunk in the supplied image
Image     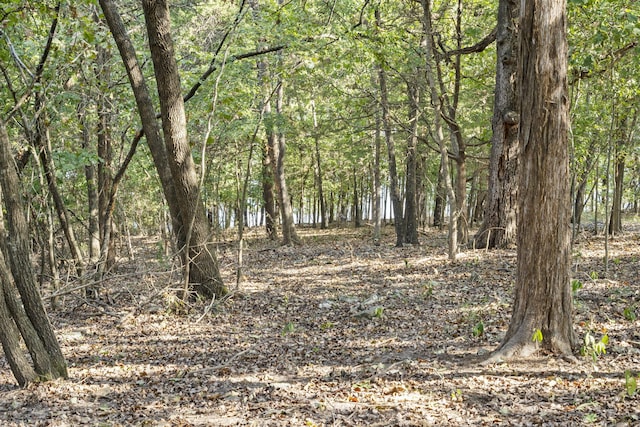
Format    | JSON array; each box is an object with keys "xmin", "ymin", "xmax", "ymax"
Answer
[
  {"xmin": 422, "ymin": 0, "xmax": 457, "ymax": 260},
  {"xmin": 404, "ymin": 82, "xmax": 419, "ymax": 245},
  {"xmin": 376, "ymin": 11, "xmax": 404, "ymax": 247},
  {"xmin": 432, "ymin": 161, "xmax": 445, "ymax": 228},
  {"xmin": 311, "ymin": 100, "xmax": 327, "ymax": 229},
  {"xmin": 372, "ymin": 106, "xmax": 382, "ymax": 244},
  {"xmin": 485, "ymin": 0, "xmax": 574, "ymax": 362},
  {"xmin": 141, "ymin": 0, "xmax": 226, "ymax": 298},
  {"xmin": 0, "ymin": 119, "xmax": 68, "ymax": 383},
  {"xmin": 98, "ymin": 0, "xmax": 185, "ymax": 264},
  {"xmin": 79, "ymin": 104, "xmax": 101, "ymax": 261},
  {"xmin": 472, "ymin": 0, "xmax": 519, "ymax": 249},
  {"xmin": 609, "ymin": 152, "xmax": 625, "ymax": 235},
  {"xmin": 272, "ymin": 81, "xmax": 300, "ymax": 245},
  {"xmin": 96, "ymin": 43, "xmax": 116, "ymax": 275}
]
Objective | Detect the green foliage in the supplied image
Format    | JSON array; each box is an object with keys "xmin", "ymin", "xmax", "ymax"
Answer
[
  {"xmin": 580, "ymin": 332, "xmax": 609, "ymax": 361},
  {"xmin": 571, "ymin": 279, "xmax": 583, "ymax": 294},
  {"xmin": 532, "ymin": 329, "xmax": 544, "ymax": 343},
  {"xmin": 622, "ymin": 305, "xmax": 636, "ymax": 322},
  {"xmin": 625, "ymin": 370, "xmax": 638, "ymax": 397},
  {"xmin": 472, "ymin": 321, "xmax": 484, "ymax": 337},
  {"xmin": 372, "ymin": 306, "xmax": 384, "ymax": 319},
  {"xmin": 281, "ymin": 322, "xmax": 296, "ymax": 336}
]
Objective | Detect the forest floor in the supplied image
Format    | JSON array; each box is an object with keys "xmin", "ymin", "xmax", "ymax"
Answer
[{"xmin": 1, "ymin": 222, "xmax": 639, "ymax": 426}]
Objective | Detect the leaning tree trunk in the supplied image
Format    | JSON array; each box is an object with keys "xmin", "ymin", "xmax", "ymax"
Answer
[
  {"xmin": 472, "ymin": 0, "xmax": 519, "ymax": 249},
  {"xmin": 141, "ymin": 0, "xmax": 226, "ymax": 298},
  {"xmin": 485, "ymin": 0, "xmax": 574, "ymax": 362},
  {"xmin": 98, "ymin": 0, "xmax": 185, "ymax": 266},
  {"xmin": 0, "ymin": 119, "xmax": 68, "ymax": 384}
]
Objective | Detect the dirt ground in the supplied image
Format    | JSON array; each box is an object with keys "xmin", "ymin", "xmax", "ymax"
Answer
[{"xmin": 0, "ymin": 223, "xmax": 639, "ymax": 426}]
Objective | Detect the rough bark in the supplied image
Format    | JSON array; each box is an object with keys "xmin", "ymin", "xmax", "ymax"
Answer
[
  {"xmin": 485, "ymin": 0, "xmax": 574, "ymax": 362},
  {"xmin": 98, "ymin": 0, "xmax": 185, "ymax": 259},
  {"xmin": 141, "ymin": 0, "xmax": 226, "ymax": 297},
  {"xmin": 472, "ymin": 0, "xmax": 519, "ymax": 249},
  {"xmin": 0, "ymin": 119, "xmax": 68, "ymax": 382}
]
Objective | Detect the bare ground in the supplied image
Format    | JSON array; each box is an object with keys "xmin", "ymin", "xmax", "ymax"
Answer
[{"xmin": 1, "ymin": 224, "xmax": 639, "ymax": 426}]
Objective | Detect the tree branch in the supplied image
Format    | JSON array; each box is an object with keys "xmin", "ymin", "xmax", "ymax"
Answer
[{"xmin": 444, "ymin": 26, "xmax": 497, "ymax": 57}]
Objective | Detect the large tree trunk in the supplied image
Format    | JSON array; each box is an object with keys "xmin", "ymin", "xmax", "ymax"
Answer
[
  {"xmin": 141, "ymin": 0, "xmax": 226, "ymax": 298},
  {"xmin": 98, "ymin": 0, "xmax": 185, "ymax": 260},
  {"xmin": 472, "ymin": 0, "xmax": 519, "ymax": 249},
  {"xmin": 0, "ymin": 119, "xmax": 68, "ymax": 384},
  {"xmin": 485, "ymin": 0, "xmax": 574, "ymax": 362}
]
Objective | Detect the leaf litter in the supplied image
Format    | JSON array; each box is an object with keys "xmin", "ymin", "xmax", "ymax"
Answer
[{"xmin": 1, "ymin": 224, "xmax": 639, "ymax": 426}]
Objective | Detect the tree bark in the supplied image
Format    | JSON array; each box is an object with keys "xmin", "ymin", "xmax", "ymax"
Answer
[
  {"xmin": 311, "ymin": 100, "xmax": 327, "ymax": 229},
  {"xmin": 0, "ymin": 118, "xmax": 68, "ymax": 383},
  {"xmin": 422, "ymin": 0, "xmax": 457, "ymax": 260},
  {"xmin": 98, "ymin": 0, "xmax": 185, "ymax": 261},
  {"xmin": 141, "ymin": 0, "xmax": 226, "ymax": 297},
  {"xmin": 272, "ymin": 81, "xmax": 300, "ymax": 245},
  {"xmin": 404, "ymin": 82, "xmax": 419, "ymax": 245},
  {"xmin": 472, "ymin": 0, "xmax": 519, "ymax": 249},
  {"xmin": 485, "ymin": 0, "xmax": 574, "ymax": 361},
  {"xmin": 372, "ymin": 106, "xmax": 382, "ymax": 244}
]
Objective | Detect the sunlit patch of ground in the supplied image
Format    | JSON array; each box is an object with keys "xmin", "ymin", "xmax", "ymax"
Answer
[{"xmin": 1, "ymin": 221, "xmax": 639, "ymax": 426}]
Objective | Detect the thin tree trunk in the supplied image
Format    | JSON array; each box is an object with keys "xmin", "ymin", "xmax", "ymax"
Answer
[
  {"xmin": 372, "ymin": 106, "xmax": 382, "ymax": 244},
  {"xmin": 311, "ymin": 100, "xmax": 327, "ymax": 229},
  {"xmin": 404, "ymin": 81, "xmax": 419, "ymax": 244},
  {"xmin": 421, "ymin": 0, "xmax": 457, "ymax": 259},
  {"xmin": 79, "ymin": 104, "xmax": 101, "ymax": 261},
  {"xmin": 273, "ymin": 81, "xmax": 300, "ymax": 245},
  {"xmin": 376, "ymin": 10, "xmax": 404, "ymax": 247}
]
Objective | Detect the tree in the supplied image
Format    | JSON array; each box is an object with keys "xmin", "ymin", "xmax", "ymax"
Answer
[
  {"xmin": 141, "ymin": 0, "xmax": 227, "ymax": 297},
  {"xmin": 472, "ymin": 0, "xmax": 519, "ymax": 249},
  {"xmin": 0, "ymin": 119, "xmax": 68, "ymax": 386},
  {"xmin": 486, "ymin": 0, "xmax": 574, "ymax": 361},
  {"xmin": 99, "ymin": 0, "xmax": 226, "ymax": 298}
]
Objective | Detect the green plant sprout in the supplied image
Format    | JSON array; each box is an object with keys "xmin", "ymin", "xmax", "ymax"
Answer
[
  {"xmin": 625, "ymin": 370, "xmax": 638, "ymax": 397},
  {"xmin": 472, "ymin": 321, "xmax": 484, "ymax": 337},
  {"xmin": 623, "ymin": 305, "xmax": 636, "ymax": 322},
  {"xmin": 532, "ymin": 328, "xmax": 543, "ymax": 343},
  {"xmin": 281, "ymin": 322, "xmax": 295, "ymax": 336},
  {"xmin": 580, "ymin": 332, "xmax": 608, "ymax": 361}
]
